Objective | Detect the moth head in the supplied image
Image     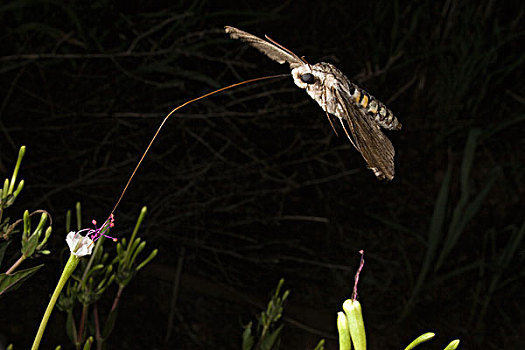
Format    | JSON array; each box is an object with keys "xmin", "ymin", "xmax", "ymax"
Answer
[{"xmin": 291, "ymin": 65, "xmax": 318, "ymax": 89}]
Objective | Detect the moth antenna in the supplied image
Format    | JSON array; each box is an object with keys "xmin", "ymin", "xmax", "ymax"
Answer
[
  {"xmin": 264, "ymin": 34, "xmax": 305, "ymax": 65},
  {"xmin": 300, "ymin": 55, "xmax": 311, "ymax": 67}
]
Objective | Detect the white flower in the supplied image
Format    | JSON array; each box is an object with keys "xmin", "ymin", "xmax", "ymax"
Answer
[{"xmin": 66, "ymin": 231, "xmax": 94, "ymax": 257}]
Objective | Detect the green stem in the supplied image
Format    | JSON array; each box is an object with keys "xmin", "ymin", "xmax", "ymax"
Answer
[
  {"xmin": 32, "ymin": 253, "xmax": 80, "ymax": 350},
  {"xmin": 5, "ymin": 254, "xmax": 26, "ymax": 274},
  {"xmin": 111, "ymin": 285, "xmax": 124, "ymax": 312},
  {"xmin": 76, "ymin": 304, "xmax": 89, "ymax": 349}
]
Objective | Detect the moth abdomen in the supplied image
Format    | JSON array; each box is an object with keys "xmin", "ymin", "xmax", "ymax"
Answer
[{"xmin": 348, "ymin": 83, "xmax": 402, "ymax": 131}]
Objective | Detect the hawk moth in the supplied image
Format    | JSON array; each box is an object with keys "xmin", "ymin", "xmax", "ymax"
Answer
[{"xmin": 225, "ymin": 26, "xmax": 402, "ymax": 180}]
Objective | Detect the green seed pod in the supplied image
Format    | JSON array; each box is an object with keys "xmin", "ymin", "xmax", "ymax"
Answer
[
  {"xmin": 343, "ymin": 299, "xmax": 366, "ymax": 350},
  {"xmin": 337, "ymin": 311, "xmax": 352, "ymax": 350}
]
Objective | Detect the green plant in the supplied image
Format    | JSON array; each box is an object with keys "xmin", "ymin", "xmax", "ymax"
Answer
[
  {"xmin": 242, "ymin": 278, "xmax": 289, "ymax": 350},
  {"xmin": 334, "ymin": 251, "xmax": 460, "ymax": 350},
  {"xmin": 241, "ymin": 252, "xmax": 461, "ymax": 350},
  {"xmin": 0, "ymin": 146, "xmax": 52, "ymax": 296},
  {"xmin": 401, "ymin": 129, "xmax": 498, "ymax": 318},
  {"xmin": 56, "ymin": 204, "xmax": 157, "ymax": 350},
  {"xmin": 368, "ymin": 129, "xmax": 499, "ymax": 319}
]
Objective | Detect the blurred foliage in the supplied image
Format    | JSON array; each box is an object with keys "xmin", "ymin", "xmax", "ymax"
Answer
[
  {"xmin": 242, "ymin": 278, "xmax": 289, "ymax": 350},
  {"xmin": 0, "ymin": 0, "xmax": 523, "ymax": 348}
]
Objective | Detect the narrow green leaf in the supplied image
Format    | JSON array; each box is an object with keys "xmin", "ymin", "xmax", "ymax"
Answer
[
  {"xmin": 102, "ymin": 307, "xmax": 119, "ymax": 338},
  {"xmin": 75, "ymin": 202, "xmax": 82, "ymax": 231},
  {"xmin": 460, "ymin": 129, "xmax": 481, "ymax": 194},
  {"xmin": 313, "ymin": 339, "xmax": 325, "ymax": 350},
  {"xmin": 242, "ymin": 322, "xmax": 254, "ymax": 350},
  {"xmin": 35, "ymin": 212, "xmax": 48, "ymax": 233},
  {"xmin": 404, "ymin": 332, "xmax": 435, "ymax": 350},
  {"xmin": 402, "ymin": 165, "xmax": 452, "ymax": 318},
  {"xmin": 65, "ymin": 311, "xmax": 77, "ymax": 343},
  {"xmin": 260, "ymin": 323, "xmax": 283, "ymax": 350},
  {"xmin": 500, "ymin": 220, "xmax": 525, "ymax": 268},
  {"xmin": 65, "ymin": 209, "xmax": 72, "ymax": 233},
  {"xmin": 8, "ymin": 145, "xmax": 25, "ymax": 195},
  {"xmin": 443, "ymin": 339, "xmax": 460, "ymax": 350},
  {"xmin": 83, "ymin": 336, "xmax": 94, "ymax": 350},
  {"xmin": 427, "ymin": 165, "xmax": 452, "ymax": 256},
  {"xmin": 0, "ymin": 264, "xmax": 44, "ymax": 295},
  {"xmin": 136, "ymin": 249, "xmax": 158, "ymax": 272},
  {"xmin": 2, "ymin": 179, "xmax": 9, "ymax": 200},
  {"xmin": 23, "ymin": 210, "xmax": 30, "ymax": 241},
  {"xmin": 13, "ymin": 179, "xmax": 24, "ymax": 198},
  {"xmin": 21, "ymin": 232, "xmax": 40, "ymax": 257}
]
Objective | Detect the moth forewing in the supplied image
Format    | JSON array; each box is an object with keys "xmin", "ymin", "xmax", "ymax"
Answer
[
  {"xmin": 224, "ymin": 26, "xmax": 303, "ymax": 69},
  {"xmin": 333, "ymin": 88, "xmax": 395, "ymax": 180}
]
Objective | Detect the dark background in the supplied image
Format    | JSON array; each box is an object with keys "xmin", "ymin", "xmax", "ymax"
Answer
[{"xmin": 1, "ymin": 0, "xmax": 524, "ymax": 349}]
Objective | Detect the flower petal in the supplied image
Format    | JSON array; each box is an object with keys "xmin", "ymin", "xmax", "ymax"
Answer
[{"xmin": 66, "ymin": 231, "xmax": 94, "ymax": 257}]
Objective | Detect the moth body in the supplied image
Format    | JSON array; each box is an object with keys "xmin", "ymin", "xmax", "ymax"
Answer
[
  {"xmin": 292, "ymin": 63, "xmax": 401, "ymax": 131},
  {"xmin": 225, "ymin": 26, "xmax": 401, "ymax": 180}
]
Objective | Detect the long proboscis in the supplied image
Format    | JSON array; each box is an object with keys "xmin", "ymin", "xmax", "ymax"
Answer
[{"xmin": 107, "ymin": 74, "xmax": 288, "ymax": 221}]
